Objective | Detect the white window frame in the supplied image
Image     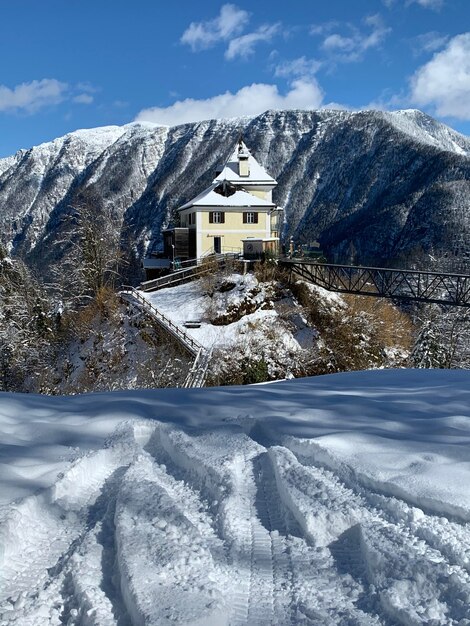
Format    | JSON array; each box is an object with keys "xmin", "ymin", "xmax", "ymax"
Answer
[{"xmin": 244, "ymin": 211, "xmax": 258, "ymax": 224}]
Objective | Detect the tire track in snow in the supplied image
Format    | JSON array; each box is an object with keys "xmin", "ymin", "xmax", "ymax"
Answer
[
  {"xmin": 61, "ymin": 466, "xmax": 133, "ymax": 626},
  {"xmin": 253, "ymin": 452, "xmax": 299, "ymax": 626},
  {"xmin": 0, "ymin": 425, "xmax": 142, "ymax": 626},
  {"xmin": 6, "ymin": 416, "xmax": 470, "ymax": 625},
  {"xmin": 278, "ymin": 442, "xmax": 470, "ymax": 625},
  {"xmin": 367, "ymin": 490, "xmax": 470, "ymax": 579},
  {"xmin": 242, "ymin": 452, "xmax": 275, "ymax": 626},
  {"xmin": 145, "ymin": 425, "xmax": 280, "ymax": 625},
  {"xmin": 115, "ymin": 453, "xmax": 228, "ymax": 626},
  {"xmin": 146, "ymin": 425, "xmax": 390, "ymax": 624},
  {"xmin": 266, "ymin": 447, "xmax": 386, "ymax": 625}
]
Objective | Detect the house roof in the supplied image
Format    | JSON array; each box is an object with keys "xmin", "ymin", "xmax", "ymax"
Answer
[
  {"xmin": 178, "ymin": 182, "xmax": 276, "ymax": 211},
  {"xmin": 213, "ymin": 140, "xmax": 277, "ymax": 186}
]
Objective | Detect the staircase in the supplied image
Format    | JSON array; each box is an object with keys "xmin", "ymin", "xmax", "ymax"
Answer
[{"xmin": 120, "ymin": 287, "xmax": 211, "ymax": 388}]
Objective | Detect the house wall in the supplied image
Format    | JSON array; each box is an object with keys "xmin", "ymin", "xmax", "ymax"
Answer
[
  {"xmin": 201, "ymin": 210, "xmax": 269, "ymax": 231},
  {"xmin": 247, "ymin": 188, "xmax": 272, "ymax": 201},
  {"xmin": 199, "ymin": 209, "xmax": 270, "ymax": 255},
  {"xmin": 179, "ymin": 207, "xmax": 279, "ymax": 256}
]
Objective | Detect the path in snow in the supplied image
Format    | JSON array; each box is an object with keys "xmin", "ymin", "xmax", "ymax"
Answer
[{"xmin": 2, "ymin": 370, "xmax": 470, "ymax": 624}]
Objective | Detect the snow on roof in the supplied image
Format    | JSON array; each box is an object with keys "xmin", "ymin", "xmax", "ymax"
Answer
[
  {"xmin": 213, "ymin": 140, "xmax": 277, "ymax": 186},
  {"xmin": 178, "ymin": 183, "xmax": 275, "ymax": 210}
]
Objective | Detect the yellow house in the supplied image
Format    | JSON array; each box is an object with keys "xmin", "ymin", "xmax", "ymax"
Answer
[{"xmin": 165, "ymin": 139, "xmax": 283, "ymax": 260}]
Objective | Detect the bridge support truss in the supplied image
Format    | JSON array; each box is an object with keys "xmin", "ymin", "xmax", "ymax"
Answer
[{"xmin": 280, "ymin": 260, "xmax": 470, "ymax": 308}]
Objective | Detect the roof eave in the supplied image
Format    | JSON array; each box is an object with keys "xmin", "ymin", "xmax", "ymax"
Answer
[{"xmin": 178, "ymin": 203, "xmax": 276, "ymax": 211}]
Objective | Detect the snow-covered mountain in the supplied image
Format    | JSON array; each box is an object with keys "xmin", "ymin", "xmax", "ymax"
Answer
[{"xmin": 0, "ymin": 109, "xmax": 469, "ymax": 279}]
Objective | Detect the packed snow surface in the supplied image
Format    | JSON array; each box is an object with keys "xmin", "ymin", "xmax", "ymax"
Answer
[{"xmin": 2, "ymin": 369, "xmax": 470, "ymax": 625}]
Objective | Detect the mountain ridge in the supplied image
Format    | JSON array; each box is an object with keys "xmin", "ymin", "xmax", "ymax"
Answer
[{"xmin": 0, "ymin": 108, "xmax": 469, "ymax": 279}]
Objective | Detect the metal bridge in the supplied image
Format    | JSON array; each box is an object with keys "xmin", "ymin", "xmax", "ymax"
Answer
[{"xmin": 280, "ymin": 259, "xmax": 470, "ymax": 308}]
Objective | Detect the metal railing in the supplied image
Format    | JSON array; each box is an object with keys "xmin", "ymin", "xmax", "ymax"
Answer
[
  {"xmin": 140, "ymin": 252, "xmax": 241, "ymax": 293},
  {"xmin": 280, "ymin": 259, "xmax": 470, "ymax": 308},
  {"xmin": 140, "ymin": 265, "xmax": 206, "ymax": 292},
  {"xmin": 121, "ymin": 287, "xmax": 203, "ymax": 356},
  {"xmin": 120, "ymin": 287, "xmax": 211, "ymax": 388}
]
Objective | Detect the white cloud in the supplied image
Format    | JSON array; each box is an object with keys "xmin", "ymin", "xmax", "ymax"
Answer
[
  {"xmin": 383, "ymin": 0, "xmax": 444, "ymax": 8},
  {"xmin": 310, "ymin": 22, "xmax": 338, "ymax": 36},
  {"xmin": 0, "ymin": 79, "xmax": 67, "ymax": 113},
  {"xmin": 274, "ymin": 56, "xmax": 322, "ymax": 78},
  {"xmin": 135, "ymin": 79, "xmax": 324, "ymax": 126},
  {"xmin": 410, "ymin": 33, "xmax": 470, "ymax": 119},
  {"xmin": 181, "ymin": 4, "xmax": 249, "ymax": 51},
  {"xmin": 73, "ymin": 93, "xmax": 94, "ymax": 105},
  {"xmin": 322, "ymin": 14, "xmax": 391, "ymax": 62},
  {"xmin": 409, "ymin": 0, "xmax": 444, "ymax": 9},
  {"xmin": 225, "ymin": 23, "xmax": 280, "ymax": 60},
  {"xmin": 323, "ymin": 34, "xmax": 355, "ymax": 52},
  {"xmin": 411, "ymin": 31, "xmax": 449, "ymax": 55}
]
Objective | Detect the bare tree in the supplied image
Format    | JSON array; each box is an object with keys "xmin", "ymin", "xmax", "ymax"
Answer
[
  {"xmin": 49, "ymin": 188, "xmax": 128, "ymax": 307},
  {"xmin": 0, "ymin": 251, "xmax": 55, "ymax": 391}
]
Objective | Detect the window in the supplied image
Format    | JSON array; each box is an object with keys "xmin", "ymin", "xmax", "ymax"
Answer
[
  {"xmin": 209, "ymin": 211, "xmax": 225, "ymax": 224},
  {"xmin": 188, "ymin": 212, "xmax": 196, "ymax": 225},
  {"xmin": 243, "ymin": 212, "xmax": 258, "ymax": 224}
]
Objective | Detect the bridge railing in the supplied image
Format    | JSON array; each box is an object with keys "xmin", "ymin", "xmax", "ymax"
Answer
[{"xmin": 280, "ymin": 259, "xmax": 470, "ymax": 307}]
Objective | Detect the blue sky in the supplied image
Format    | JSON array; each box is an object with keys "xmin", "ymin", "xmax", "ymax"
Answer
[{"xmin": 0, "ymin": 0, "xmax": 469, "ymax": 156}]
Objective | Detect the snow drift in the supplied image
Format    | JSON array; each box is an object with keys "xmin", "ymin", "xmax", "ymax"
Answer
[{"xmin": 1, "ymin": 369, "xmax": 470, "ymax": 625}]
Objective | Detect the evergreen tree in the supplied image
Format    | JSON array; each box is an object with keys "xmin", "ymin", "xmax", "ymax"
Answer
[{"xmin": 411, "ymin": 319, "xmax": 449, "ymax": 368}]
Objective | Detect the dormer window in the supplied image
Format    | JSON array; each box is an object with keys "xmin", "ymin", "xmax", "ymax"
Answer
[{"xmin": 214, "ymin": 181, "xmax": 236, "ymax": 197}]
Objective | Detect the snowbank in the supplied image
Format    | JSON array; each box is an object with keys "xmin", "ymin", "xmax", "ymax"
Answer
[{"xmin": 1, "ymin": 368, "xmax": 470, "ymax": 624}]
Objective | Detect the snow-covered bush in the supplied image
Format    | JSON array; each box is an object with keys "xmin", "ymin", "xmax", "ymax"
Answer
[
  {"xmin": 291, "ymin": 280, "xmax": 413, "ymax": 374},
  {"xmin": 411, "ymin": 305, "xmax": 470, "ymax": 369}
]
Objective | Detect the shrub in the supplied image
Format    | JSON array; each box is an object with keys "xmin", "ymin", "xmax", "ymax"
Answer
[
  {"xmin": 290, "ymin": 280, "xmax": 413, "ymax": 374},
  {"xmin": 242, "ymin": 358, "xmax": 270, "ymax": 384}
]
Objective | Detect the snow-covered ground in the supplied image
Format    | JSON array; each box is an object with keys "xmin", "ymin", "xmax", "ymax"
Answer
[
  {"xmin": 1, "ymin": 369, "xmax": 470, "ymax": 625},
  {"xmin": 140, "ymin": 273, "xmax": 284, "ymax": 351},
  {"xmin": 139, "ymin": 274, "xmax": 314, "ymax": 383}
]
